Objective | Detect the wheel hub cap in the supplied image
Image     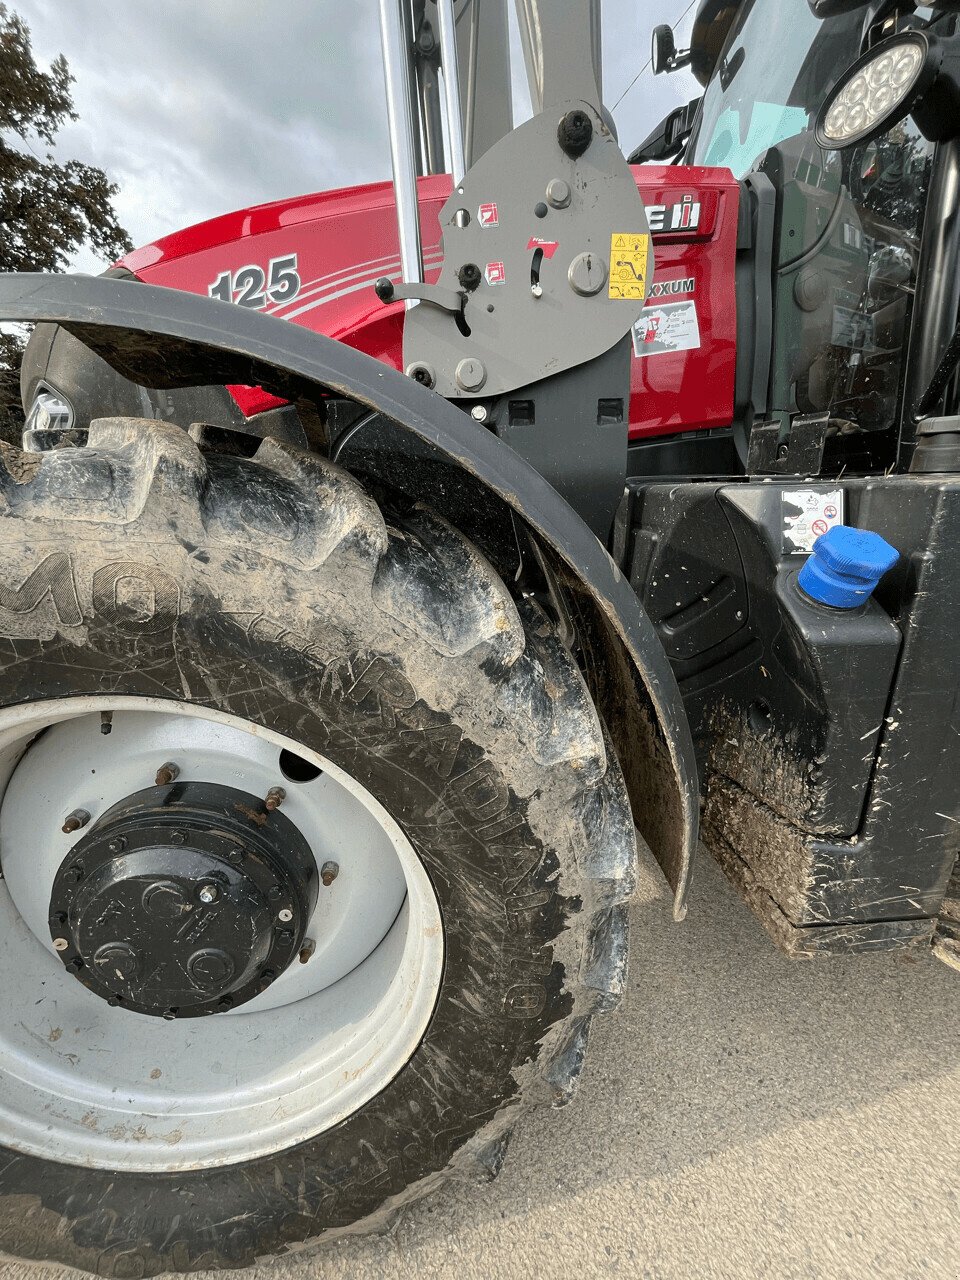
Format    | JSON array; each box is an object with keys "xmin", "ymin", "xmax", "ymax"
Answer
[{"xmin": 48, "ymin": 781, "xmax": 318, "ymax": 1018}]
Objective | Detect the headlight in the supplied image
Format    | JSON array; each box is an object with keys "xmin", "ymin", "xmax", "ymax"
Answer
[
  {"xmin": 22, "ymin": 386, "xmax": 76, "ymax": 452},
  {"xmin": 815, "ymin": 30, "xmax": 959, "ymax": 150}
]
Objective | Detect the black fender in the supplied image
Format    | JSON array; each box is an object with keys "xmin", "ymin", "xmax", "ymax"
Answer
[{"xmin": 0, "ymin": 272, "xmax": 699, "ymax": 917}]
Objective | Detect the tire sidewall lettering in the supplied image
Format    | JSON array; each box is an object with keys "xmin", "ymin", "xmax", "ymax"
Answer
[{"xmin": 91, "ymin": 561, "xmax": 181, "ymax": 636}]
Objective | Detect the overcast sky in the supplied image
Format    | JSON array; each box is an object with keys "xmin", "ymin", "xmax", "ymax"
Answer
[{"xmin": 14, "ymin": 0, "xmax": 700, "ymax": 269}]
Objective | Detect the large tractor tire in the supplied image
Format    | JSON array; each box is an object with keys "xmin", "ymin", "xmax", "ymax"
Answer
[{"xmin": 0, "ymin": 418, "xmax": 637, "ymax": 1275}]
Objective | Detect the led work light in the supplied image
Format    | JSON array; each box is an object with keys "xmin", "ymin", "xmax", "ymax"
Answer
[{"xmin": 815, "ymin": 29, "xmax": 960, "ymax": 149}]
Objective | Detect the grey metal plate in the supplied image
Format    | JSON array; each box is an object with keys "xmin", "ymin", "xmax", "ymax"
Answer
[{"xmin": 403, "ymin": 101, "xmax": 652, "ymax": 398}]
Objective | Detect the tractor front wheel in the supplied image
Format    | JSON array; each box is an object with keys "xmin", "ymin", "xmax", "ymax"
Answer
[{"xmin": 0, "ymin": 419, "xmax": 637, "ymax": 1274}]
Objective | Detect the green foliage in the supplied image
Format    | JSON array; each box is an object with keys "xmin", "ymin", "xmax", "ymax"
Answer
[{"xmin": 0, "ymin": 3, "xmax": 132, "ymax": 437}]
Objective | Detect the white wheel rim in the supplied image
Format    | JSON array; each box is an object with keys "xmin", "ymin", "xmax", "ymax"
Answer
[{"xmin": 0, "ymin": 697, "xmax": 444, "ymax": 1172}]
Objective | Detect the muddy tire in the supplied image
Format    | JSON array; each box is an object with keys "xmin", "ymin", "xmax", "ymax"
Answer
[{"xmin": 0, "ymin": 420, "xmax": 637, "ymax": 1275}]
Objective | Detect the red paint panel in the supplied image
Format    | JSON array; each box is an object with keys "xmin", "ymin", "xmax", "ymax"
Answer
[
  {"xmin": 122, "ymin": 168, "xmax": 738, "ymax": 437},
  {"xmin": 627, "ymin": 167, "xmax": 739, "ymax": 441}
]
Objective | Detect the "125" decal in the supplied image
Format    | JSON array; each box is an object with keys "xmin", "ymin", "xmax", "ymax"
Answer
[{"xmin": 207, "ymin": 254, "xmax": 301, "ymax": 308}]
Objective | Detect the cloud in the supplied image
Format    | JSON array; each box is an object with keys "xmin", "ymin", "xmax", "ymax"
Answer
[{"xmin": 12, "ymin": 0, "xmax": 700, "ymax": 267}]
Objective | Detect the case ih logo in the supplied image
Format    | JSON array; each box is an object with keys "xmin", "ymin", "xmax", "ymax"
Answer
[
  {"xmin": 478, "ymin": 202, "xmax": 500, "ymax": 228},
  {"xmin": 646, "ymin": 195, "xmax": 701, "ymax": 234}
]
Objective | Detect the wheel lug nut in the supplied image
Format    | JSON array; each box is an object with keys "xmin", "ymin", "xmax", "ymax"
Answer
[
  {"xmin": 162, "ymin": 1007, "xmax": 178, "ymax": 1020},
  {"xmin": 53, "ymin": 937, "xmax": 69, "ymax": 952},
  {"xmin": 67, "ymin": 957, "xmax": 84, "ymax": 972},
  {"xmin": 198, "ymin": 884, "xmax": 219, "ymax": 904},
  {"xmin": 61, "ymin": 809, "xmax": 90, "ymax": 835},
  {"xmin": 155, "ymin": 761, "xmax": 180, "ymax": 786},
  {"xmin": 321, "ymin": 861, "xmax": 340, "ymax": 887},
  {"xmin": 108, "ymin": 837, "xmax": 126, "ymax": 855},
  {"xmin": 66, "ymin": 862, "xmax": 84, "ymax": 883},
  {"xmin": 277, "ymin": 907, "xmax": 293, "ymax": 923},
  {"xmin": 107, "ymin": 994, "xmax": 123, "ymax": 1007},
  {"xmin": 226, "ymin": 848, "xmax": 244, "ymax": 864},
  {"xmin": 264, "ymin": 786, "xmax": 285, "ymax": 812},
  {"xmin": 278, "ymin": 929, "xmax": 294, "ymax": 943}
]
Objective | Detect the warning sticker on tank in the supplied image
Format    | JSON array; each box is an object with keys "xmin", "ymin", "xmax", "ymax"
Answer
[
  {"xmin": 485, "ymin": 260, "xmax": 506, "ymax": 286},
  {"xmin": 782, "ymin": 489, "xmax": 845, "ymax": 554},
  {"xmin": 609, "ymin": 233, "xmax": 650, "ymax": 299},
  {"xmin": 632, "ymin": 300, "xmax": 701, "ymax": 357}
]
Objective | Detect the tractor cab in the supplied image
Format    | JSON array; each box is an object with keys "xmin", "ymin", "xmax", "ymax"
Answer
[{"xmin": 654, "ymin": 0, "xmax": 940, "ymax": 473}]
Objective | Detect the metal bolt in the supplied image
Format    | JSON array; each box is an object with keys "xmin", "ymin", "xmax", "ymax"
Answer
[
  {"xmin": 61, "ymin": 809, "xmax": 90, "ymax": 835},
  {"xmin": 108, "ymin": 837, "xmax": 127, "ymax": 855},
  {"xmin": 277, "ymin": 907, "xmax": 294, "ymax": 923},
  {"xmin": 107, "ymin": 994, "xmax": 123, "ymax": 1007},
  {"xmin": 455, "ymin": 357, "xmax": 487, "ymax": 392},
  {"xmin": 65, "ymin": 863, "xmax": 84, "ymax": 883},
  {"xmin": 162, "ymin": 1007, "xmax": 178, "ymax": 1020},
  {"xmin": 458, "ymin": 262, "xmax": 482, "ymax": 292},
  {"xmin": 546, "ymin": 178, "xmax": 572, "ymax": 210},
  {"xmin": 217, "ymin": 996, "xmax": 233, "ymax": 1011},
  {"xmin": 267, "ymin": 884, "xmax": 283, "ymax": 900},
  {"xmin": 278, "ymin": 929, "xmax": 294, "ymax": 944},
  {"xmin": 100, "ymin": 711, "xmax": 113, "ymax": 736},
  {"xmin": 53, "ymin": 937, "xmax": 69, "ymax": 952},
  {"xmin": 406, "ymin": 362, "xmax": 436, "ymax": 389},
  {"xmin": 531, "ymin": 283, "xmax": 543, "ymax": 299},
  {"xmin": 264, "ymin": 786, "xmax": 286, "ymax": 812},
  {"xmin": 299, "ymin": 938, "xmax": 317, "ymax": 965},
  {"xmin": 155, "ymin": 761, "xmax": 180, "ymax": 786},
  {"xmin": 321, "ymin": 861, "xmax": 340, "ymax": 887},
  {"xmin": 67, "ymin": 957, "xmax": 84, "ymax": 972},
  {"xmin": 170, "ymin": 831, "xmax": 187, "ymax": 847},
  {"xmin": 198, "ymin": 884, "xmax": 219, "ymax": 904},
  {"xmin": 471, "ymin": 405, "xmax": 488, "ymax": 423},
  {"xmin": 226, "ymin": 848, "xmax": 244, "ymax": 864}
]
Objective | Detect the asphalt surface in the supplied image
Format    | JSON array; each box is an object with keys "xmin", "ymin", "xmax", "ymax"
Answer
[{"xmin": 4, "ymin": 846, "xmax": 958, "ymax": 1280}]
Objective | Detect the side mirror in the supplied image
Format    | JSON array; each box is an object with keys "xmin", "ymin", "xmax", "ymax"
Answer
[
  {"xmin": 652, "ymin": 24, "xmax": 692, "ymax": 75},
  {"xmin": 628, "ymin": 98, "xmax": 701, "ymax": 165},
  {"xmin": 816, "ymin": 28, "xmax": 960, "ymax": 149}
]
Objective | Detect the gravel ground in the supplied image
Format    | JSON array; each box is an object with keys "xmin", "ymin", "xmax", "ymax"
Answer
[{"xmin": 3, "ymin": 846, "xmax": 958, "ymax": 1280}]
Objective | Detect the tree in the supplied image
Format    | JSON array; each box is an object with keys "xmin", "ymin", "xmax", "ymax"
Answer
[{"xmin": 0, "ymin": 3, "xmax": 131, "ymax": 438}]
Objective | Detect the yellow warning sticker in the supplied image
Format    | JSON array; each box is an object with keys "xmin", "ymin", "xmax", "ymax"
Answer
[{"xmin": 609, "ymin": 232, "xmax": 650, "ymax": 300}]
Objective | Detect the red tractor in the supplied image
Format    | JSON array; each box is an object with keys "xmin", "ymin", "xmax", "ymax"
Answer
[{"xmin": 1, "ymin": 0, "xmax": 958, "ymax": 1272}]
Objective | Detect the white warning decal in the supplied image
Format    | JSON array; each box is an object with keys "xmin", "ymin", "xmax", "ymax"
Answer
[
  {"xmin": 632, "ymin": 300, "xmax": 701, "ymax": 358},
  {"xmin": 478, "ymin": 202, "xmax": 499, "ymax": 228},
  {"xmin": 782, "ymin": 489, "xmax": 845, "ymax": 554},
  {"xmin": 485, "ymin": 260, "xmax": 506, "ymax": 285}
]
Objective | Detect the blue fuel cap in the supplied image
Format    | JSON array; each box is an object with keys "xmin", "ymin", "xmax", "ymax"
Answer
[{"xmin": 798, "ymin": 525, "xmax": 900, "ymax": 609}]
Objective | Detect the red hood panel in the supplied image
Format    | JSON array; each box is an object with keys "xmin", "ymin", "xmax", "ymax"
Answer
[{"xmin": 122, "ymin": 168, "xmax": 738, "ymax": 440}]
